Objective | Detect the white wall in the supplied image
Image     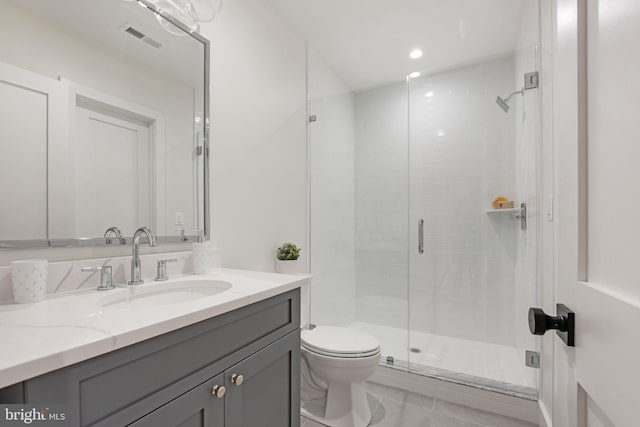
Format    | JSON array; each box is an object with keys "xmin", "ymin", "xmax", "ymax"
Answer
[
  {"xmin": 0, "ymin": 0, "xmax": 308, "ymax": 271},
  {"xmin": 200, "ymin": 0, "xmax": 307, "ymax": 272}
]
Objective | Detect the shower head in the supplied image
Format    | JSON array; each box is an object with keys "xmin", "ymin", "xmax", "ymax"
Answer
[
  {"xmin": 496, "ymin": 96, "xmax": 510, "ymax": 112},
  {"xmin": 496, "ymin": 89, "xmax": 524, "ymax": 113}
]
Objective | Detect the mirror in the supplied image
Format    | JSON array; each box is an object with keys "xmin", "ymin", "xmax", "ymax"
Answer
[{"xmin": 0, "ymin": 0, "xmax": 209, "ymax": 248}]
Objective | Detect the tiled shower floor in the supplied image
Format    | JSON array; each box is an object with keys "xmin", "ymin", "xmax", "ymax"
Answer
[{"xmin": 350, "ymin": 321, "xmax": 537, "ymax": 397}]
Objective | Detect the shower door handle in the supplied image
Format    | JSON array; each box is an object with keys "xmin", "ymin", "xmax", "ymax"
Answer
[{"xmin": 418, "ymin": 219, "xmax": 424, "ymax": 254}]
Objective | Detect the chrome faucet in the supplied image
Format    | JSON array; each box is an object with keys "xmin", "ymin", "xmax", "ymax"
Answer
[
  {"xmin": 104, "ymin": 226, "xmax": 126, "ymax": 245},
  {"xmin": 129, "ymin": 227, "xmax": 157, "ymax": 285}
]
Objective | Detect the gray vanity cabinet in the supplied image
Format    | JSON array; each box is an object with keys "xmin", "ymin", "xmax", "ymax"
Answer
[
  {"xmin": 2, "ymin": 289, "xmax": 300, "ymax": 427},
  {"xmin": 129, "ymin": 331, "xmax": 300, "ymax": 427}
]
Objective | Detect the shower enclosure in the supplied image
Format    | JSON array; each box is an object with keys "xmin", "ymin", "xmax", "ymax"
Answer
[{"xmin": 308, "ymin": 45, "xmax": 540, "ymax": 398}]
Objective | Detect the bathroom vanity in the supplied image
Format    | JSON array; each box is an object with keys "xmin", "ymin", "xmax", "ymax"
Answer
[{"xmin": 0, "ymin": 270, "xmax": 306, "ymax": 427}]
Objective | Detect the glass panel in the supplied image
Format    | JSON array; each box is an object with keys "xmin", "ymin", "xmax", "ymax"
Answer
[
  {"xmin": 407, "ymin": 45, "xmax": 540, "ymax": 397},
  {"xmin": 308, "ymin": 49, "xmax": 409, "ymax": 368}
]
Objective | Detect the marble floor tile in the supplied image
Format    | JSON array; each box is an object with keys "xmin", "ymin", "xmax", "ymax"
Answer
[
  {"xmin": 433, "ymin": 399, "xmax": 537, "ymax": 427},
  {"xmin": 302, "ymin": 382, "xmax": 536, "ymax": 427},
  {"xmin": 370, "ymin": 398, "xmax": 480, "ymax": 427},
  {"xmin": 365, "ymin": 382, "xmax": 435, "ymax": 410}
]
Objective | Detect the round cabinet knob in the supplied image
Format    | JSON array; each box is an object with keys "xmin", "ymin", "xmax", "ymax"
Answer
[
  {"xmin": 231, "ymin": 373, "xmax": 244, "ymax": 386},
  {"xmin": 212, "ymin": 385, "xmax": 226, "ymax": 398},
  {"xmin": 528, "ymin": 307, "xmax": 567, "ymax": 335}
]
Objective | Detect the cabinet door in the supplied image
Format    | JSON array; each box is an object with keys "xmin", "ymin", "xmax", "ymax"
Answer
[
  {"xmin": 225, "ymin": 330, "xmax": 300, "ymax": 427},
  {"xmin": 129, "ymin": 374, "xmax": 225, "ymax": 427}
]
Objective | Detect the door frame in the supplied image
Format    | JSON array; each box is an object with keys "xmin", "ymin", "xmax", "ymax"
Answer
[{"xmin": 59, "ymin": 78, "xmax": 166, "ymax": 237}]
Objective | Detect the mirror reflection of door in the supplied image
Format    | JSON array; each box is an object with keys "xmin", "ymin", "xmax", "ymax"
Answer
[{"xmin": 74, "ymin": 102, "xmax": 152, "ymax": 239}]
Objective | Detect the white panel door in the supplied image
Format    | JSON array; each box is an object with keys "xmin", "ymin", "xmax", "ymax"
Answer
[
  {"xmin": 0, "ymin": 61, "xmax": 66, "ymax": 242},
  {"xmin": 74, "ymin": 106, "xmax": 151, "ymax": 238},
  {"xmin": 553, "ymin": 0, "xmax": 640, "ymax": 426}
]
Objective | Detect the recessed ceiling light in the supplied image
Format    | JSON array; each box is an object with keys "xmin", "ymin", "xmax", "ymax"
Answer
[
  {"xmin": 409, "ymin": 49, "xmax": 423, "ymax": 59},
  {"xmin": 425, "ymin": 91, "xmax": 434, "ymax": 98},
  {"xmin": 409, "ymin": 72, "xmax": 421, "ymax": 78}
]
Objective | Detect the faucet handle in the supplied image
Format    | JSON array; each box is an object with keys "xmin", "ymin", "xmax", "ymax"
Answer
[
  {"xmin": 104, "ymin": 226, "xmax": 126, "ymax": 245},
  {"xmin": 155, "ymin": 259, "xmax": 177, "ymax": 281},
  {"xmin": 81, "ymin": 266, "xmax": 115, "ymax": 291}
]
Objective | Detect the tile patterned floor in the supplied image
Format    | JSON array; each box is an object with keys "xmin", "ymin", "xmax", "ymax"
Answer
[{"xmin": 301, "ymin": 381, "xmax": 537, "ymax": 427}]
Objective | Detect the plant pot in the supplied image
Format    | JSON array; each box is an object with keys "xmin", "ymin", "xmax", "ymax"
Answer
[{"xmin": 275, "ymin": 259, "xmax": 300, "ymax": 274}]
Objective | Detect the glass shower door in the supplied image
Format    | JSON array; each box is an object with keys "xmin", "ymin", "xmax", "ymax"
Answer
[
  {"xmin": 307, "ymin": 76, "xmax": 410, "ymax": 369},
  {"xmin": 407, "ymin": 46, "xmax": 540, "ymax": 397}
]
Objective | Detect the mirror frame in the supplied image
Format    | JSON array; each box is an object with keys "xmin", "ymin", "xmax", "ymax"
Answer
[{"xmin": 0, "ymin": 0, "xmax": 210, "ymax": 249}]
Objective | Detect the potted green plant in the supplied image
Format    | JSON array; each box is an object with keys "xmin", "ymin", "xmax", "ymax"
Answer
[{"xmin": 275, "ymin": 242, "xmax": 301, "ymax": 274}]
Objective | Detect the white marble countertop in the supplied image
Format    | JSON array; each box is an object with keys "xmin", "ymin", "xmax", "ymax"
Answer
[{"xmin": 0, "ymin": 269, "xmax": 309, "ymax": 389}]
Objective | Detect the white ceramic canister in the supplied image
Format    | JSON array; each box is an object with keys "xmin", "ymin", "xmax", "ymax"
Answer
[
  {"xmin": 192, "ymin": 241, "xmax": 210, "ymax": 274},
  {"xmin": 11, "ymin": 259, "xmax": 48, "ymax": 303}
]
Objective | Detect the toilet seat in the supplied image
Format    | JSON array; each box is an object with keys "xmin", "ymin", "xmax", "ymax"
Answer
[{"xmin": 301, "ymin": 326, "xmax": 380, "ymax": 358}]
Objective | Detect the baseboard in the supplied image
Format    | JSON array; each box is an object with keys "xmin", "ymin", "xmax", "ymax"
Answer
[
  {"xmin": 539, "ymin": 400, "xmax": 552, "ymax": 427},
  {"xmin": 370, "ymin": 366, "xmax": 539, "ymax": 424}
]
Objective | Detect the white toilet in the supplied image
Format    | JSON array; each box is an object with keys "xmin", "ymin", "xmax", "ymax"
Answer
[{"xmin": 300, "ymin": 326, "xmax": 381, "ymax": 427}]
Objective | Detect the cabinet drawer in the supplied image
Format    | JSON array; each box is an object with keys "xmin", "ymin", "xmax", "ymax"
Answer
[{"xmin": 25, "ymin": 289, "xmax": 299, "ymax": 426}]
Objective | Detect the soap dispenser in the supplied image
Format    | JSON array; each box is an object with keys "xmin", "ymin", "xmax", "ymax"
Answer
[{"xmin": 192, "ymin": 230, "xmax": 210, "ymax": 275}]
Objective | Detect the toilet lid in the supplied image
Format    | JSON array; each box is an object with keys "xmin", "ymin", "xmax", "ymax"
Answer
[{"xmin": 301, "ymin": 327, "xmax": 380, "ymax": 358}]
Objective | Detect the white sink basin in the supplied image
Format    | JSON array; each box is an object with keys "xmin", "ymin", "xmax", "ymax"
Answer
[{"xmin": 98, "ymin": 280, "xmax": 233, "ymax": 309}]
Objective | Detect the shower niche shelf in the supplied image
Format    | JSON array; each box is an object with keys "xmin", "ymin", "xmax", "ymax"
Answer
[
  {"xmin": 485, "ymin": 208, "xmax": 521, "ymax": 214},
  {"xmin": 486, "ymin": 203, "xmax": 527, "ymax": 230}
]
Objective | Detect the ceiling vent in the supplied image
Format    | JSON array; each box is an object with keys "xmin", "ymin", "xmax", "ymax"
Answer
[{"xmin": 124, "ymin": 26, "xmax": 162, "ymax": 49}]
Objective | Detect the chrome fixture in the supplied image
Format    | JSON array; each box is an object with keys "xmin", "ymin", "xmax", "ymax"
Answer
[
  {"xmin": 418, "ymin": 219, "xmax": 424, "ymax": 254},
  {"xmin": 155, "ymin": 258, "xmax": 177, "ymax": 281},
  {"xmin": 129, "ymin": 227, "xmax": 157, "ymax": 285},
  {"xmin": 104, "ymin": 226, "xmax": 126, "ymax": 245},
  {"xmin": 81, "ymin": 265, "xmax": 115, "ymax": 291},
  {"xmin": 515, "ymin": 203, "xmax": 527, "ymax": 231},
  {"xmin": 496, "ymin": 90, "xmax": 523, "ymax": 113},
  {"xmin": 496, "ymin": 71, "xmax": 539, "ymax": 113}
]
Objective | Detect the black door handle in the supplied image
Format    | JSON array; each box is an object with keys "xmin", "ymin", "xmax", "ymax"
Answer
[{"xmin": 528, "ymin": 304, "xmax": 575, "ymax": 347}]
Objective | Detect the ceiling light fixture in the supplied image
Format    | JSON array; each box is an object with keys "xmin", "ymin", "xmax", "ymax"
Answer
[
  {"xmin": 409, "ymin": 49, "xmax": 423, "ymax": 59},
  {"xmin": 409, "ymin": 72, "xmax": 421, "ymax": 78},
  {"xmin": 134, "ymin": 0, "xmax": 223, "ymax": 36}
]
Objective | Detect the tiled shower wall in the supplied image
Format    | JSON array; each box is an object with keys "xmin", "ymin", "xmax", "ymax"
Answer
[
  {"xmin": 355, "ymin": 56, "xmax": 520, "ymax": 347},
  {"xmin": 354, "ymin": 82, "xmax": 410, "ymax": 331}
]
